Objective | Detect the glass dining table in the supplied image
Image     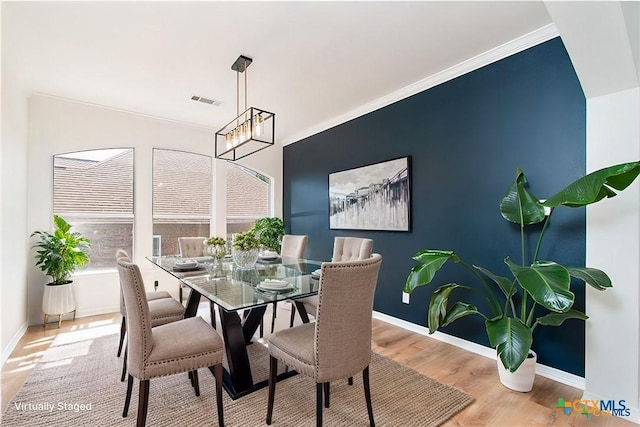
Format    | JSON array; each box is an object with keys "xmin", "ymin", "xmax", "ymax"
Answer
[{"xmin": 147, "ymin": 255, "xmax": 321, "ymax": 399}]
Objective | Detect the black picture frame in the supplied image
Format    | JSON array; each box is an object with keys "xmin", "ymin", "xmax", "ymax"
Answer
[{"xmin": 328, "ymin": 156, "xmax": 411, "ymax": 231}]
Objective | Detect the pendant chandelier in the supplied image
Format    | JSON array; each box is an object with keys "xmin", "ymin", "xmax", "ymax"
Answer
[{"xmin": 215, "ymin": 55, "xmax": 275, "ymax": 161}]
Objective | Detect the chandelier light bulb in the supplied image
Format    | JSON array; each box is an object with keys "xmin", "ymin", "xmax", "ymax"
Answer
[
  {"xmin": 243, "ymin": 122, "xmax": 251, "ymax": 142},
  {"xmin": 253, "ymin": 114, "xmax": 263, "ymax": 138},
  {"xmin": 225, "ymin": 133, "xmax": 233, "ymax": 150},
  {"xmin": 232, "ymin": 128, "xmax": 240, "ymax": 146}
]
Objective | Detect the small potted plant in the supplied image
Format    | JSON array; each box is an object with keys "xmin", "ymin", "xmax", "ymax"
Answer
[
  {"xmin": 251, "ymin": 217, "xmax": 285, "ymax": 254},
  {"xmin": 205, "ymin": 236, "xmax": 227, "ymax": 276},
  {"xmin": 404, "ymin": 161, "xmax": 640, "ymax": 392},
  {"xmin": 205, "ymin": 236, "xmax": 227, "ymax": 259},
  {"xmin": 232, "ymin": 231, "xmax": 261, "ymax": 269},
  {"xmin": 31, "ymin": 215, "xmax": 90, "ymax": 327}
]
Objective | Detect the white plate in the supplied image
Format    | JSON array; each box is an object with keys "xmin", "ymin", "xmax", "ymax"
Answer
[
  {"xmin": 176, "ymin": 260, "xmax": 198, "ymax": 269},
  {"xmin": 259, "ymin": 279, "xmax": 290, "ymax": 290},
  {"xmin": 257, "ymin": 284, "xmax": 294, "ymax": 293},
  {"xmin": 311, "ymin": 269, "xmax": 322, "ymax": 278}
]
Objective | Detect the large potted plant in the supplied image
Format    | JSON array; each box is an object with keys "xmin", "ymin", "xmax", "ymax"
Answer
[
  {"xmin": 32, "ymin": 215, "xmax": 91, "ymax": 285},
  {"xmin": 251, "ymin": 217, "xmax": 285, "ymax": 254},
  {"xmin": 31, "ymin": 215, "xmax": 90, "ymax": 327},
  {"xmin": 404, "ymin": 161, "xmax": 640, "ymax": 391}
]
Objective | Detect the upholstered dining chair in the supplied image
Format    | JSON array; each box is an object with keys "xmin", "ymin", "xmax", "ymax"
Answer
[
  {"xmin": 117, "ymin": 259, "xmax": 225, "ymax": 427},
  {"xmin": 177, "ymin": 237, "xmax": 207, "ymax": 302},
  {"xmin": 269, "ymin": 234, "xmax": 308, "ymax": 334},
  {"xmin": 177, "ymin": 236, "xmax": 220, "ymax": 329},
  {"xmin": 266, "ymin": 253, "xmax": 382, "ymax": 426},
  {"xmin": 116, "ymin": 250, "xmax": 185, "ymax": 382},
  {"xmin": 295, "ymin": 237, "xmax": 373, "ymax": 324}
]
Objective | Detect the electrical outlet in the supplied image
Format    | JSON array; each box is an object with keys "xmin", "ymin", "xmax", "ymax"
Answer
[{"xmin": 402, "ymin": 292, "xmax": 410, "ymax": 304}]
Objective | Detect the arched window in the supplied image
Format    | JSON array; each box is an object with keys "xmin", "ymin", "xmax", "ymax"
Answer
[
  {"xmin": 53, "ymin": 148, "xmax": 134, "ymax": 271},
  {"xmin": 226, "ymin": 163, "xmax": 270, "ymax": 234},
  {"xmin": 152, "ymin": 149, "xmax": 211, "ymax": 256}
]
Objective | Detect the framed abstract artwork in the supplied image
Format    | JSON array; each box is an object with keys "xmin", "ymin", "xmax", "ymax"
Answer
[{"xmin": 328, "ymin": 156, "xmax": 411, "ymax": 231}]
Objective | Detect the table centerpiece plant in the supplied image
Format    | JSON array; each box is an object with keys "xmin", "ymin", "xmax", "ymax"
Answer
[
  {"xmin": 250, "ymin": 217, "xmax": 285, "ymax": 254},
  {"xmin": 205, "ymin": 236, "xmax": 227, "ymax": 276},
  {"xmin": 206, "ymin": 236, "xmax": 227, "ymax": 259},
  {"xmin": 232, "ymin": 231, "xmax": 261, "ymax": 269},
  {"xmin": 404, "ymin": 161, "xmax": 640, "ymax": 391}
]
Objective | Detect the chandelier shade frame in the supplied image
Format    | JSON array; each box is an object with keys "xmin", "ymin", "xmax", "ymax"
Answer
[{"xmin": 215, "ymin": 55, "xmax": 275, "ymax": 161}]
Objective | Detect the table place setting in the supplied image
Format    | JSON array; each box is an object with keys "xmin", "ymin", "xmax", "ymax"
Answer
[
  {"xmin": 257, "ymin": 250, "xmax": 281, "ymax": 263},
  {"xmin": 311, "ymin": 268, "xmax": 322, "ymax": 279},
  {"xmin": 173, "ymin": 259, "xmax": 203, "ymax": 272},
  {"xmin": 256, "ymin": 278, "xmax": 294, "ymax": 293}
]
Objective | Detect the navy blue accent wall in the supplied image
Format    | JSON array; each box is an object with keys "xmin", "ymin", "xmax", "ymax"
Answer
[{"xmin": 283, "ymin": 38, "xmax": 586, "ymax": 376}]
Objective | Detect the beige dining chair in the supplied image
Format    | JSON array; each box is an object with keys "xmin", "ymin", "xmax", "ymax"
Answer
[
  {"xmin": 266, "ymin": 253, "xmax": 382, "ymax": 426},
  {"xmin": 117, "ymin": 259, "xmax": 225, "ymax": 427},
  {"xmin": 267, "ymin": 234, "xmax": 309, "ymax": 334},
  {"xmin": 177, "ymin": 237, "xmax": 207, "ymax": 302},
  {"xmin": 177, "ymin": 236, "xmax": 219, "ymax": 329},
  {"xmin": 294, "ymin": 237, "xmax": 373, "ymax": 324},
  {"xmin": 116, "ymin": 250, "xmax": 185, "ymax": 382}
]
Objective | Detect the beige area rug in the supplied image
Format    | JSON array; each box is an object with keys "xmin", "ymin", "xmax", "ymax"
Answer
[{"xmin": 2, "ymin": 325, "xmax": 474, "ymax": 426}]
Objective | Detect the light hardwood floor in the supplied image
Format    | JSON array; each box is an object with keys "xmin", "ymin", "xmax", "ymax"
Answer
[{"xmin": 2, "ymin": 309, "xmax": 633, "ymax": 426}]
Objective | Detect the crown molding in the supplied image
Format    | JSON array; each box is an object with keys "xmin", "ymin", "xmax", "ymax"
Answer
[{"xmin": 283, "ymin": 23, "xmax": 559, "ymax": 146}]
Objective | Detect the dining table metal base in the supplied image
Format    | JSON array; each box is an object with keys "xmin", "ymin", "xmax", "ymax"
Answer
[{"xmin": 185, "ymin": 288, "xmax": 299, "ymax": 399}]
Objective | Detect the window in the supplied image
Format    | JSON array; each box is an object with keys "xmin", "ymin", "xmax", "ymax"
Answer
[
  {"xmin": 226, "ymin": 163, "xmax": 270, "ymax": 235},
  {"xmin": 53, "ymin": 148, "xmax": 134, "ymax": 271},
  {"xmin": 152, "ymin": 149, "xmax": 211, "ymax": 255}
]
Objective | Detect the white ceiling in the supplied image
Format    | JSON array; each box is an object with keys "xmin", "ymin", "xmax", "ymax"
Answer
[{"xmin": 2, "ymin": 1, "xmax": 554, "ymax": 145}]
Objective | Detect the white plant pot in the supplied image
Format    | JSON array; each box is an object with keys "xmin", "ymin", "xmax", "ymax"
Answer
[
  {"xmin": 497, "ymin": 350, "xmax": 537, "ymax": 392},
  {"xmin": 42, "ymin": 282, "xmax": 77, "ymax": 327}
]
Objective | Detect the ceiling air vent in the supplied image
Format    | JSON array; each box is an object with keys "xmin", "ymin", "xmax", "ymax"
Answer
[{"xmin": 191, "ymin": 95, "xmax": 222, "ymax": 106}]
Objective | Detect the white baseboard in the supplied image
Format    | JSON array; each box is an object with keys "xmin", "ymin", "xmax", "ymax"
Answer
[
  {"xmin": 373, "ymin": 311, "xmax": 586, "ymax": 390},
  {"xmin": 1, "ymin": 322, "xmax": 28, "ymax": 367},
  {"xmin": 75, "ymin": 306, "xmax": 120, "ymax": 319},
  {"xmin": 36, "ymin": 306, "xmax": 120, "ymax": 328}
]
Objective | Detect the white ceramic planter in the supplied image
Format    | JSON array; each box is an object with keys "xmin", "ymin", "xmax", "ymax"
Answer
[
  {"xmin": 42, "ymin": 282, "xmax": 77, "ymax": 328},
  {"xmin": 497, "ymin": 350, "xmax": 537, "ymax": 392}
]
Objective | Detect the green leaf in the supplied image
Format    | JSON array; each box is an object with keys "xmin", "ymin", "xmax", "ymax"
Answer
[
  {"xmin": 537, "ymin": 309, "xmax": 588, "ymax": 326},
  {"xmin": 486, "ymin": 317, "xmax": 532, "ymax": 372},
  {"xmin": 506, "ymin": 258, "xmax": 574, "ymax": 312},
  {"xmin": 543, "ymin": 162, "xmax": 640, "ymax": 208},
  {"xmin": 250, "ymin": 217, "xmax": 285, "ymax": 252},
  {"xmin": 499, "ymin": 168, "xmax": 546, "ymax": 225},
  {"xmin": 441, "ymin": 302, "xmax": 484, "ymax": 326},
  {"xmin": 427, "ymin": 284, "xmax": 468, "ymax": 333},
  {"xmin": 474, "ymin": 264, "xmax": 515, "ymax": 298},
  {"xmin": 31, "ymin": 215, "xmax": 90, "ymax": 284},
  {"xmin": 53, "ymin": 214, "xmax": 71, "ymax": 234},
  {"xmin": 404, "ymin": 250, "xmax": 456, "ymax": 293},
  {"xmin": 568, "ymin": 267, "xmax": 612, "ymax": 291}
]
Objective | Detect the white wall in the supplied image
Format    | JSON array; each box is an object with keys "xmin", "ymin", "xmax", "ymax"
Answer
[
  {"xmin": 0, "ymin": 52, "xmax": 30, "ymax": 364},
  {"xmin": 584, "ymin": 88, "xmax": 640, "ymax": 419},
  {"xmin": 545, "ymin": 1, "xmax": 640, "ymax": 422},
  {"xmin": 25, "ymin": 94, "xmax": 283, "ymax": 326}
]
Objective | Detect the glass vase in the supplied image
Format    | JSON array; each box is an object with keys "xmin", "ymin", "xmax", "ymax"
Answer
[{"xmin": 232, "ymin": 248, "xmax": 259, "ymax": 269}]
